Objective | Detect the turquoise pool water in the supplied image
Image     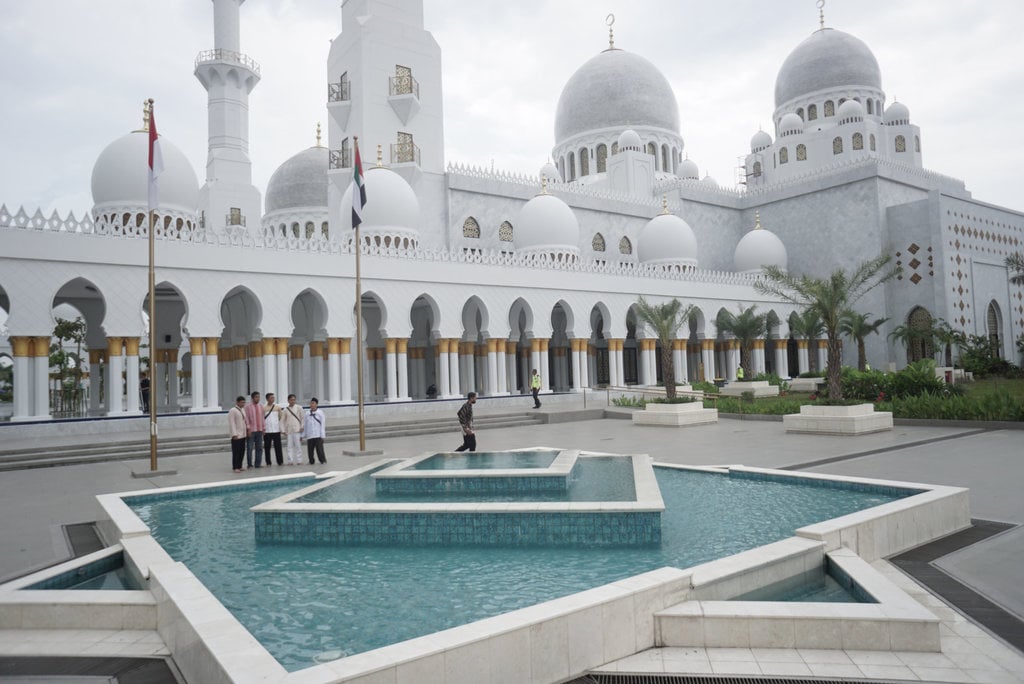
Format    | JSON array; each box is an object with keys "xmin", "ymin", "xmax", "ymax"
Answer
[
  {"xmin": 127, "ymin": 467, "xmax": 908, "ymax": 672},
  {"xmin": 411, "ymin": 450, "xmax": 558, "ymax": 470}
]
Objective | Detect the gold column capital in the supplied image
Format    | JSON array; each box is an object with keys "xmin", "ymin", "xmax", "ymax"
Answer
[
  {"xmin": 167, "ymin": 349, "xmax": 179, "ymax": 363},
  {"xmin": 124, "ymin": 337, "xmax": 140, "ymax": 356},
  {"xmin": 107, "ymin": 336, "xmax": 124, "ymax": 354},
  {"xmin": 289, "ymin": 344, "xmax": 304, "ymax": 360},
  {"xmin": 384, "ymin": 338, "xmax": 397, "ymax": 354},
  {"xmin": 397, "ymin": 338, "xmax": 409, "ymax": 354},
  {"xmin": 530, "ymin": 338, "xmax": 542, "ymax": 353},
  {"xmin": 262, "ymin": 338, "xmax": 276, "ymax": 356},
  {"xmin": 10, "ymin": 336, "xmax": 31, "ymax": 357},
  {"xmin": 797, "ymin": 339, "xmax": 809, "ymax": 350},
  {"xmin": 486, "ymin": 339, "xmax": 498, "ymax": 353},
  {"xmin": 774, "ymin": 339, "xmax": 788, "ymax": 351},
  {"xmin": 189, "ymin": 338, "xmax": 205, "ymax": 356},
  {"xmin": 249, "ymin": 341, "xmax": 263, "ymax": 358},
  {"xmin": 275, "ymin": 338, "xmax": 289, "ymax": 355},
  {"xmin": 31, "ymin": 336, "xmax": 51, "ymax": 357},
  {"xmin": 339, "ymin": 338, "xmax": 352, "ymax": 354},
  {"xmin": 309, "ymin": 341, "xmax": 324, "ymax": 357},
  {"xmin": 701, "ymin": 339, "xmax": 715, "ymax": 351},
  {"xmin": 327, "ymin": 338, "xmax": 341, "ymax": 355},
  {"xmin": 204, "ymin": 338, "xmax": 220, "ymax": 356}
]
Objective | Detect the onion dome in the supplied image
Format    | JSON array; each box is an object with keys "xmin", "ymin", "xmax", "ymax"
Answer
[
  {"xmin": 638, "ymin": 198, "xmax": 697, "ymax": 267},
  {"xmin": 91, "ymin": 130, "xmax": 198, "ymax": 213},
  {"xmin": 751, "ymin": 129, "xmax": 773, "ymax": 152},
  {"xmin": 774, "ymin": 29, "xmax": 882, "ymax": 108},
  {"xmin": 265, "ymin": 146, "xmax": 328, "ymax": 213},
  {"xmin": 734, "ymin": 212, "xmax": 788, "ymax": 273},
  {"xmin": 617, "ymin": 129, "xmax": 643, "ymax": 152},
  {"xmin": 884, "ymin": 101, "xmax": 910, "ymax": 125},
  {"xmin": 555, "ymin": 49, "xmax": 679, "ymax": 145},
  {"xmin": 514, "ymin": 184, "xmax": 580, "ymax": 261},
  {"xmin": 678, "ymin": 158, "xmax": 699, "ymax": 180},
  {"xmin": 339, "ymin": 163, "xmax": 420, "ymax": 248},
  {"xmin": 837, "ymin": 99, "xmax": 865, "ymax": 124},
  {"xmin": 700, "ymin": 174, "xmax": 719, "ymax": 189},
  {"xmin": 778, "ymin": 113, "xmax": 804, "ymax": 138},
  {"xmin": 539, "ymin": 161, "xmax": 562, "ymax": 183}
]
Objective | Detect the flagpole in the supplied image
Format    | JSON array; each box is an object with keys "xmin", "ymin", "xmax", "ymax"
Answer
[
  {"xmin": 353, "ymin": 137, "xmax": 366, "ymax": 451},
  {"xmin": 147, "ymin": 98, "xmax": 158, "ymax": 471}
]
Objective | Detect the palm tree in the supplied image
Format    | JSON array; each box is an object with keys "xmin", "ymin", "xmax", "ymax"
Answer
[
  {"xmin": 788, "ymin": 309, "xmax": 825, "ymax": 373},
  {"xmin": 633, "ymin": 296, "xmax": 695, "ymax": 399},
  {"xmin": 756, "ymin": 254, "xmax": 899, "ymax": 400},
  {"xmin": 1006, "ymin": 252, "xmax": 1024, "ymax": 286},
  {"xmin": 715, "ymin": 305, "xmax": 768, "ymax": 378},
  {"xmin": 839, "ymin": 311, "xmax": 888, "ymax": 371}
]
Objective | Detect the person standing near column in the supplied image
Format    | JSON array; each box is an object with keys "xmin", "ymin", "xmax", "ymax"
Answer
[
  {"xmin": 263, "ymin": 392, "xmax": 284, "ymax": 466},
  {"xmin": 304, "ymin": 397, "xmax": 327, "ymax": 465},
  {"xmin": 281, "ymin": 394, "xmax": 305, "ymax": 465},
  {"xmin": 454, "ymin": 392, "xmax": 477, "ymax": 452},
  {"xmin": 243, "ymin": 391, "xmax": 265, "ymax": 468},
  {"xmin": 530, "ymin": 368, "xmax": 542, "ymax": 409},
  {"xmin": 228, "ymin": 396, "xmax": 248, "ymax": 473}
]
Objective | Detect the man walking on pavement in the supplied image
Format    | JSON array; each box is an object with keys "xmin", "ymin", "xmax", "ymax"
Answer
[
  {"xmin": 530, "ymin": 368, "xmax": 542, "ymax": 409},
  {"xmin": 454, "ymin": 391, "xmax": 477, "ymax": 452}
]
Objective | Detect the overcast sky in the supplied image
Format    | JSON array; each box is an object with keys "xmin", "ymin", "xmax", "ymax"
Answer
[{"xmin": 1, "ymin": 0, "xmax": 1022, "ymax": 217}]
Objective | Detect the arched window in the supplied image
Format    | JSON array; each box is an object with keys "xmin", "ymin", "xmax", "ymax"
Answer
[
  {"xmin": 779, "ymin": 147, "xmax": 789, "ymax": 164},
  {"xmin": 838, "ymin": 97, "xmax": 847, "ymax": 106},
  {"xmin": 305, "ymin": 221, "xmax": 315, "ymax": 238},
  {"xmin": 462, "ymin": 217, "xmax": 480, "ymax": 238},
  {"xmin": 852, "ymin": 132, "xmax": 864, "ymax": 150},
  {"xmin": 579, "ymin": 147, "xmax": 589, "ymax": 176},
  {"xmin": 866, "ymin": 99, "xmax": 874, "ymax": 115},
  {"xmin": 915, "ymin": 135, "xmax": 921, "ymax": 153},
  {"xmin": 833, "ymin": 136, "xmax": 843, "ymax": 155},
  {"xmin": 752, "ymin": 161, "xmax": 762, "ymax": 177},
  {"xmin": 592, "ymin": 233, "xmax": 606, "ymax": 252},
  {"xmin": 611, "ymin": 142, "xmax": 619, "ymax": 156},
  {"xmin": 870, "ymin": 134, "xmax": 876, "ymax": 151},
  {"xmin": 796, "ymin": 144, "xmax": 807, "ymax": 161},
  {"xmin": 646, "ymin": 142, "xmax": 657, "ymax": 168},
  {"xmin": 987, "ymin": 301, "xmax": 1003, "ymax": 358},
  {"xmin": 807, "ymin": 104, "xmax": 818, "ymax": 121},
  {"xmin": 596, "ymin": 143, "xmax": 608, "ymax": 172},
  {"xmin": 291, "ymin": 222, "xmax": 300, "ymax": 237},
  {"xmin": 895, "ymin": 135, "xmax": 906, "ymax": 153},
  {"xmin": 907, "ymin": 307, "xmax": 934, "ymax": 363},
  {"xmin": 568, "ymin": 152, "xmax": 576, "ymax": 181},
  {"xmin": 498, "ymin": 221, "xmax": 513, "ymax": 242},
  {"xmin": 558, "ymin": 157, "xmax": 565, "ymax": 180},
  {"xmin": 662, "ymin": 144, "xmax": 670, "ymax": 172},
  {"xmin": 321, "ymin": 222, "xmax": 329, "ymax": 239},
  {"xmin": 796, "ymin": 107, "xmax": 804, "ymax": 120},
  {"xmin": 619, "ymin": 236, "xmax": 632, "ymax": 255},
  {"xmin": 280, "ymin": 224, "xmax": 287, "ymax": 237},
  {"xmin": 824, "ymin": 100, "xmax": 835, "ymax": 117}
]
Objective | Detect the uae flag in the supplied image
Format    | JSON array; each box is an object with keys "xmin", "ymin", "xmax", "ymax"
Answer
[
  {"xmin": 148, "ymin": 103, "xmax": 164, "ymax": 212},
  {"xmin": 351, "ymin": 139, "xmax": 365, "ymax": 228}
]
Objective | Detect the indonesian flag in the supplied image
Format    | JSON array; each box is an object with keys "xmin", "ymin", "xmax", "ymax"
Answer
[
  {"xmin": 351, "ymin": 139, "xmax": 365, "ymax": 228},
  {"xmin": 148, "ymin": 103, "xmax": 164, "ymax": 212}
]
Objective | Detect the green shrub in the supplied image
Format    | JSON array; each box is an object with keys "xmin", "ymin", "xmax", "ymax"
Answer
[
  {"xmin": 713, "ymin": 396, "xmax": 805, "ymax": 414},
  {"xmin": 798, "ymin": 371, "xmax": 825, "ymax": 378},
  {"xmin": 841, "ymin": 360, "xmax": 964, "ymax": 401},
  {"xmin": 648, "ymin": 396, "xmax": 697, "ymax": 404},
  {"xmin": 612, "ymin": 395, "xmax": 646, "ymax": 408},
  {"xmin": 691, "ymin": 381, "xmax": 719, "ymax": 394},
  {"xmin": 882, "ymin": 391, "xmax": 1024, "ymax": 421}
]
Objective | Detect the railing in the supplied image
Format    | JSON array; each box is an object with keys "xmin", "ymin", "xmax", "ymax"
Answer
[
  {"xmin": 50, "ymin": 388, "xmax": 89, "ymax": 419},
  {"xmin": 328, "ymin": 79, "xmax": 351, "ymax": 102},
  {"xmin": 389, "ymin": 74, "xmax": 419, "ymax": 98},
  {"xmin": 194, "ymin": 49, "xmax": 261, "ymax": 76},
  {"xmin": 329, "ymin": 148, "xmax": 352, "ymax": 170},
  {"xmin": 391, "ymin": 141, "xmax": 420, "ymax": 165}
]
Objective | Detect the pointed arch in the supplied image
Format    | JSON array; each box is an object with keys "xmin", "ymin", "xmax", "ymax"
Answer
[
  {"xmin": 462, "ymin": 216, "xmax": 480, "ymax": 238},
  {"xmin": 592, "ymin": 232, "xmax": 606, "ymax": 252},
  {"xmin": 618, "ymin": 236, "xmax": 633, "ymax": 255}
]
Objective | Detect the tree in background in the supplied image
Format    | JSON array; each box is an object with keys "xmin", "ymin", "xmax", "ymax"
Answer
[
  {"xmin": 839, "ymin": 311, "xmax": 888, "ymax": 371},
  {"xmin": 633, "ymin": 296, "xmax": 695, "ymax": 399},
  {"xmin": 715, "ymin": 305, "xmax": 768, "ymax": 379}
]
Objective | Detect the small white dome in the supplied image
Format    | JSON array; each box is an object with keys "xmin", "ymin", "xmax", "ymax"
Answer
[
  {"xmin": 837, "ymin": 99, "xmax": 865, "ymax": 123},
  {"xmin": 678, "ymin": 158, "xmax": 699, "ymax": 180},
  {"xmin": 734, "ymin": 217, "xmax": 788, "ymax": 273},
  {"xmin": 91, "ymin": 130, "xmax": 199, "ymax": 212},
  {"xmin": 266, "ymin": 146, "xmax": 328, "ymax": 214},
  {"xmin": 638, "ymin": 212, "xmax": 697, "ymax": 266},
  {"xmin": 701, "ymin": 174, "xmax": 719, "ymax": 189},
  {"xmin": 539, "ymin": 161, "xmax": 562, "ymax": 183},
  {"xmin": 338, "ymin": 166, "xmax": 419, "ymax": 232},
  {"xmin": 779, "ymin": 113, "xmax": 804, "ymax": 137},
  {"xmin": 884, "ymin": 101, "xmax": 910, "ymax": 125},
  {"xmin": 617, "ymin": 129, "xmax": 643, "ymax": 151},
  {"xmin": 514, "ymin": 193, "xmax": 580, "ymax": 255},
  {"xmin": 751, "ymin": 129, "xmax": 773, "ymax": 152}
]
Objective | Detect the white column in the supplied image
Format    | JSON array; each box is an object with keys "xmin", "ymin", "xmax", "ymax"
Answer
[
  {"xmin": 495, "ymin": 342, "xmax": 507, "ymax": 394},
  {"xmin": 289, "ymin": 345, "xmax": 303, "ymax": 399},
  {"xmin": 397, "ymin": 339, "xmax": 409, "ymax": 400},
  {"xmin": 486, "ymin": 340, "xmax": 499, "ymax": 396},
  {"xmin": 189, "ymin": 339, "xmax": 205, "ymax": 411},
  {"xmin": 167, "ymin": 350, "xmax": 180, "ymax": 410},
  {"xmin": 447, "ymin": 342, "xmax": 461, "ymax": 398},
  {"xmin": 33, "ymin": 343, "xmax": 50, "ymax": 419},
  {"xmin": 340, "ymin": 340, "xmax": 353, "ymax": 403},
  {"xmin": 646, "ymin": 342, "xmax": 657, "ymax": 386},
  {"xmin": 673, "ymin": 342, "xmax": 685, "ymax": 385},
  {"xmin": 438, "ymin": 341, "xmax": 451, "ymax": 398},
  {"xmin": 774, "ymin": 341, "xmax": 790, "ymax": 378},
  {"xmin": 579, "ymin": 343, "xmax": 590, "ymax": 389},
  {"xmin": 327, "ymin": 339, "xmax": 342, "ymax": 404},
  {"xmin": 570, "ymin": 341, "xmax": 582, "ymax": 391},
  {"xmin": 753, "ymin": 343, "xmax": 766, "ymax": 375},
  {"xmin": 275, "ymin": 341, "xmax": 289, "ymax": 400},
  {"xmin": 530, "ymin": 340, "xmax": 543, "ymax": 391},
  {"xmin": 701, "ymin": 341, "xmax": 716, "ymax": 382},
  {"xmin": 726, "ymin": 343, "xmax": 738, "ymax": 382},
  {"xmin": 262, "ymin": 340, "xmax": 277, "ymax": 396},
  {"xmin": 310, "ymin": 342, "xmax": 326, "ymax": 400},
  {"xmin": 505, "ymin": 343, "xmax": 518, "ymax": 394},
  {"xmin": 125, "ymin": 341, "xmax": 141, "ymax": 414},
  {"xmin": 797, "ymin": 341, "xmax": 810, "ymax": 375},
  {"xmin": 415, "ymin": 347, "xmax": 427, "ymax": 398},
  {"xmin": 587, "ymin": 345, "xmax": 597, "ymax": 387},
  {"xmin": 611, "ymin": 341, "xmax": 624, "ymax": 386},
  {"xmin": 11, "ymin": 339, "xmax": 32, "ymax": 421},
  {"xmin": 106, "ymin": 337, "xmax": 124, "ymax": 414},
  {"xmin": 384, "ymin": 340, "xmax": 398, "ymax": 401},
  {"xmin": 816, "ymin": 340, "xmax": 828, "ymax": 374},
  {"xmin": 250, "ymin": 343, "xmax": 264, "ymax": 395},
  {"xmin": 461, "ymin": 343, "xmax": 475, "ymax": 393},
  {"xmin": 88, "ymin": 349, "xmax": 103, "ymax": 414},
  {"xmin": 205, "ymin": 338, "xmax": 220, "ymax": 410}
]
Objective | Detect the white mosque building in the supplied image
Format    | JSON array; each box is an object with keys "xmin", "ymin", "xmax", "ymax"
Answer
[{"xmin": 0, "ymin": 0, "xmax": 1021, "ymax": 423}]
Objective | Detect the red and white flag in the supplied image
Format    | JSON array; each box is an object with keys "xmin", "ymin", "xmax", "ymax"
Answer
[
  {"xmin": 351, "ymin": 138, "xmax": 365, "ymax": 228},
  {"xmin": 148, "ymin": 103, "xmax": 164, "ymax": 212}
]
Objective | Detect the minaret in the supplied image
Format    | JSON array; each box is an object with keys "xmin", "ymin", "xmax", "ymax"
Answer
[{"xmin": 194, "ymin": 0, "xmax": 262, "ymax": 235}]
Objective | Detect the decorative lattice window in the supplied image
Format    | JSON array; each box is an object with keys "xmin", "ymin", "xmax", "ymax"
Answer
[
  {"xmin": 807, "ymin": 104, "xmax": 817, "ymax": 121},
  {"xmin": 596, "ymin": 144, "xmax": 608, "ymax": 172},
  {"xmin": 870, "ymin": 134, "xmax": 876, "ymax": 151},
  {"xmin": 824, "ymin": 100, "xmax": 835, "ymax": 117},
  {"xmin": 779, "ymin": 147, "xmax": 789, "ymax": 164},
  {"xmin": 646, "ymin": 143, "xmax": 657, "ymax": 167},
  {"xmin": 866, "ymin": 100, "xmax": 874, "ymax": 115},
  {"xmin": 833, "ymin": 136, "xmax": 843, "ymax": 155},
  {"xmin": 463, "ymin": 217, "xmax": 480, "ymax": 238},
  {"xmin": 579, "ymin": 147, "xmax": 589, "ymax": 176},
  {"xmin": 321, "ymin": 222, "xmax": 329, "ymax": 239},
  {"xmin": 752, "ymin": 161, "xmax": 762, "ymax": 177},
  {"xmin": 619, "ymin": 236, "xmax": 632, "ymax": 255},
  {"xmin": 611, "ymin": 142, "xmax": 619, "ymax": 156},
  {"xmin": 305, "ymin": 221, "xmax": 315, "ymax": 238},
  {"xmin": 796, "ymin": 107, "xmax": 804, "ymax": 120},
  {"xmin": 498, "ymin": 221, "xmax": 513, "ymax": 242},
  {"xmin": 592, "ymin": 233, "xmax": 606, "ymax": 252},
  {"xmin": 568, "ymin": 152, "xmax": 576, "ymax": 181},
  {"xmin": 852, "ymin": 132, "xmax": 864, "ymax": 150},
  {"xmin": 895, "ymin": 135, "xmax": 906, "ymax": 153},
  {"xmin": 796, "ymin": 144, "xmax": 807, "ymax": 161},
  {"xmin": 662, "ymin": 145, "xmax": 670, "ymax": 172},
  {"xmin": 915, "ymin": 135, "xmax": 921, "ymax": 153}
]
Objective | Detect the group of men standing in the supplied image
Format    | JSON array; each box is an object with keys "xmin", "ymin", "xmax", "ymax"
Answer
[{"xmin": 227, "ymin": 392, "xmax": 327, "ymax": 473}]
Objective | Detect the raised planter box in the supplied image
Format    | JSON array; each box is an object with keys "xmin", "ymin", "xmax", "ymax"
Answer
[
  {"xmin": 720, "ymin": 380, "xmax": 780, "ymax": 397},
  {"xmin": 784, "ymin": 402, "xmax": 893, "ymax": 435},
  {"xmin": 633, "ymin": 401, "xmax": 718, "ymax": 427},
  {"xmin": 788, "ymin": 377, "xmax": 824, "ymax": 392}
]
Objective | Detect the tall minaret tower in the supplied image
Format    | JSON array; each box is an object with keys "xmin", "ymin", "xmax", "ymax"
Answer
[{"xmin": 194, "ymin": 0, "xmax": 262, "ymax": 235}]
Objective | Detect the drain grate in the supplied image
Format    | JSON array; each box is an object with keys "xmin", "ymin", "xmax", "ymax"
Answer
[{"xmin": 574, "ymin": 676, "xmax": 904, "ymax": 684}]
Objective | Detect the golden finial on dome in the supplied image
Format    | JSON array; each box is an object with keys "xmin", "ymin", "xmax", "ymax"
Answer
[
  {"xmin": 315, "ymin": 122, "xmax": 322, "ymax": 147},
  {"xmin": 141, "ymin": 100, "xmax": 150, "ymax": 132},
  {"xmin": 376, "ymin": 144, "xmax": 383, "ymax": 167},
  {"xmin": 754, "ymin": 210, "xmax": 763, "ymax": 230},
  {"xmin": 817, "ymin": 0, "xmax": 826, "ymax": 30},
  {"xmin": 606, "ymin": 13, "xmax": 615, "ymax": 50},
  {"xmin": 541, "ymin": 175, "xmax": 549, "ymax": 195},
  {"xmin": 660, "ymin": 195, "xmax": 670, "ymax": 215}
]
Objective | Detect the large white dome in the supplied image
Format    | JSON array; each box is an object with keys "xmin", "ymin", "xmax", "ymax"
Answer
[
  {"xmin": 774, "ymin": 29, "xmax": 882, "ymax": 108},
  {"xmin": 734, "ymin": 216, "xmax": 788, "ymax": 273},
  {"xmin": 91, "ymin": 130, "xmax": 198, "ymax": 212},
  {"xmin": 514, "ymin": 193, "xmax": 580, "ymax": 256},
  {"xmin": 266, "ymin": 146, "xmax": 328, "ymax": 214},
  {"xmin": 638, "ymin": 212, "xmax": 697, "ymax": 266},
  {"xmin": 338, "ymin": 166, "xmax": 419, "ymax": 232},
  {"xmin": 554, "ymin": 49, "xmax": 679, "ymax": 145}
]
